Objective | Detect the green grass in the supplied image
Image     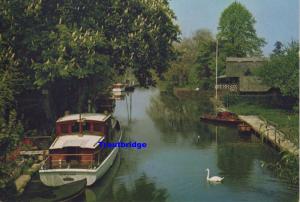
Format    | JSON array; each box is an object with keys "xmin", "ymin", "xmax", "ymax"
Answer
[{"xmin": 228, "ymin": 103, "xmax": 299, "ymax": 145}]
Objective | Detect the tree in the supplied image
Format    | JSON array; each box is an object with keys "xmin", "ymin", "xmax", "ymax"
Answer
[
  {"xmin": 217, "ymin": 2, "xmax": 266, "ymax": 57},
  {"xmin": 164, "ymin": 39, "xmax": 194, "ymax": 87},
  {"xmin": 164, "ymin": 29, "xmax": 218, "ymax": 90},
  {"xmin": 0, "ymin": 36, "xmax": 24, "ymax": 159},
  {"xmin": 194, "ymin": 30, "xmax": 216, "ymax": 89},
  {"xmin": 0, "ymin": 0, "xmax": 181, "ymax": 163},
  {"xmin": 257, "ymin": 41, "xmax": 299, "ymax": 98},
  {"xmin": 272, "ymin": 41, "xmax": 284, "ymax": 56},
  {"xmin": 0, "ymin": 0, "xmax": 180, "ymax": 130}
]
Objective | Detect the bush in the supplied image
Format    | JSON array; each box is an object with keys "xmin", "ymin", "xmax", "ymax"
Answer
[{"xmin": 265, "ymin": 152, "xmax": 299, "ymax": 185}]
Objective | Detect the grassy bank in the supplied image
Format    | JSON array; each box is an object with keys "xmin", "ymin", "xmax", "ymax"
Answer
[{"xmin": 228, "ymin": 103, "xmax": 299, "ymax": 145}]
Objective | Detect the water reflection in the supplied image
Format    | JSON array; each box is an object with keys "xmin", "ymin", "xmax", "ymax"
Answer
[
  {"xmin": 24, "ymin": 88, "xmax": 298, "ymax": 202},
  {"xmin": 87, "ymin": 169, "xmax": 168, "ymax": 202},
  {"xmin": 147, "ymin": 91, "xmax": 215, "ymax": 146},
  {"xmin": 113, "ymin": 174, "xmax": 168, "ymax": 202},
  {"xmin": 148, "ymin": 92, "xmax": 213, "ymax": 133}
]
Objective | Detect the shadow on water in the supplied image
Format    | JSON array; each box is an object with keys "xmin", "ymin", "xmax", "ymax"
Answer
[{"xmin": 86, "ymin": 154, "xmax": 168, "ymax": 202}]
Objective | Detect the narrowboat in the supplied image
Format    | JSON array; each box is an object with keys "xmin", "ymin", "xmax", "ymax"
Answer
[{"xmin": 39, "ymin": 113, "xmax": 122, "ymax": 186}]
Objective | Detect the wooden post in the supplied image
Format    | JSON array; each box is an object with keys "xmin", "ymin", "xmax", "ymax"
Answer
[
  {"xmin": 79, "ymin": 114, "xmax": 83, "ymax": 136},
  {"xmin": 215, "ymin": 39, "xmax": 218, "ymax": 99}
]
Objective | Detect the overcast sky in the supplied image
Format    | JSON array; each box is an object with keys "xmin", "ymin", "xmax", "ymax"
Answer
[{"xmin": 169, "ymin": 0, "xmax": 299, "ymax": 55}]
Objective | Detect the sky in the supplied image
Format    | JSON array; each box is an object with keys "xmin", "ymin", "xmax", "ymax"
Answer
[{"xmin": 169, "ymin": 0, "xmax": 299, "ymax": 55}]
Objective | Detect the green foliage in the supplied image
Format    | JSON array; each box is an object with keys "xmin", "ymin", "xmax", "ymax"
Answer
[
  {"xmin": 272, "ymin": 41, "xmax": 284, "ymax": 56},
  {"xmin": 217, "ymin": 2, "xmax": 266, "ymax": 57},
  {"xmin": 0, "ymin": 39, "xmax": 25, "ymax": 157},
  {"xmin": 0, "ymin": 0, "xmax": 179, "ymax": 134},
  {"xmin": 164, "ymin": 38, "xmax": 196, "ymax": 87},
  {"xmin": 257, "ymin": 41, "xmax": 299, "ymax": 98},
  {"xmin": 164, "ymin": 29, "xmax": 216, "ymax": 90},
  {"xmin": 265, "ymin": 152, "xmax": 299, "ymax": 185},
  {"xmin": 0, "ymin": 110, "xmax": 24, "ymax": 158},
  {"xmin": 228, "ymin": 102, "xmax": 299, "ymax": 145},
  {"xmin": 194, "ymin": 30, "xmax": 220, "ymax": 90},
  {"xmin": 32, "ymin": 25, "xmax": 110, "ymax": 86}
]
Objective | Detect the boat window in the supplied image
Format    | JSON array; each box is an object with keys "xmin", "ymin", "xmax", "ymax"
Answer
[
  {"xmin": 72, "ymin": 122, "xmax": 80, "ymax": 133},
  {"xmin": 71, "ymin": 122, "xmax": 90, "ymax": 133},
  {"xmin": 61, "ymin": 123, "xmax": 69, "ymax": 134},
  {"xmin": 93, "ymin": 123, "xmax": 103, "ymax": 133}
]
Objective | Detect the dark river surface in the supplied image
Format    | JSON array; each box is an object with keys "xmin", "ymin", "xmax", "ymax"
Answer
[{"xmin": 23, "ymin": 88, "xmax": 298, "ymax": 202}]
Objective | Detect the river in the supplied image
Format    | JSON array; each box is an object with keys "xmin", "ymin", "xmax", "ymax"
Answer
[{"xmin": 22, "ymin": 88, "xmax": 298, "ymax": 202}]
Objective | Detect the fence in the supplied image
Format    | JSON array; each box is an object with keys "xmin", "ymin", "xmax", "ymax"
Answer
[
  {"xmin": 216, "ymin": 84, "xmax": 238, "ymax": 92},
  {"xmin": 258, "ymin": 116, "xmax": 299, "ymax": 149}
]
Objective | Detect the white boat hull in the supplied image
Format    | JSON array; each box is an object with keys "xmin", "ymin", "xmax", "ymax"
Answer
[{"xmin": 39, "ymin": 132, "xmax": 122, "ymax": 186}]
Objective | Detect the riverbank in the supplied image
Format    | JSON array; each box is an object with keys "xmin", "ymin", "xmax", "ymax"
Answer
[
  {"xmin": 15, "ymin": 162, "xmax": 42, "ymax": 194},
  {"xmin": 210, "ymin": 97, "xmax": 299, "ymax": 156},
  {"xmin": 0, "ymin": 153, "xmax": 44, "ymax": 201},
  {"xmin": 229, "ymin": 103, "xmax": 299, "ymax": 145},
  {"xmin": 239, "ymin": 115, "xmax": 298, "ymax": 155}
]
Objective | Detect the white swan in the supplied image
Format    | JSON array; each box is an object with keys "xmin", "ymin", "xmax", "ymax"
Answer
[{"xmin": 206, "ymin": 168, "xmax": 224, "ymax": 182}]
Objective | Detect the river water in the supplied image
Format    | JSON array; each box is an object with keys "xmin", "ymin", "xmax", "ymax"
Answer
[
  {"xmin": 21, "ymin": 88, "xmax": 298, "ymax": 202},
  {"xmin": 83, "ymin": 88, "xmax": 298, "ymax": 202}
]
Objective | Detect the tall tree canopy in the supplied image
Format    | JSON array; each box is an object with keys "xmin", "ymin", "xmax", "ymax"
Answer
[
  {"xmin": 164, "ymin": 29, "xmax": 216, "ymax": 90},
  {"xmin": 217, "ymin": 2, "xmax": 265, "ymax": 57},
  {"xmin": 272, "ymin": 41, "xmax": 284, "ymax": 56},
  {"xmin": 0, "ymin": 0, "xmax": 180, "ymax": 156},
  {"xmin": 257, "ymin": 41, "xmax": 299, "ymax": 98}
]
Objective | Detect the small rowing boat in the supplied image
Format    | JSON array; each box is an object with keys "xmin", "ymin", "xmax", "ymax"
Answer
[{"xmin": 200, "ymin": 111, "xmax": 241, "ymax": 125}]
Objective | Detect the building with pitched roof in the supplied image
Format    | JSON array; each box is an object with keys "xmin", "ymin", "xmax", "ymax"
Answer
[{"xmin": 217, "ymin": 57, "xmax": 272, "ymax": 94}]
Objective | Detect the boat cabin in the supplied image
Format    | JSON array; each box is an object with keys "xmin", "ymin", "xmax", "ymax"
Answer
[
  {"xmin": 46, "ymin": 113, "xmax": 117, "ymax": 169},
  {"xmin": 113, "ymin": 83, "xmax": 126, "ymax": 88}
]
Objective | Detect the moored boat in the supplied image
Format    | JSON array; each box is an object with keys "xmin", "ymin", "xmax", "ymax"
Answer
[
  {"xmin": 39, "ymin": 113, "xmax": 122, "ymax": 187},
  {"xmin": 238, "ymin": 122, "xmax": 252, "ymax": 133},
  {"xmin": 112, "ymin": 83, "xmax": 126, "ymax": 92},
  {"xmin": 200, "ymin": 111, "xmax": 241, "ymax": 125}
]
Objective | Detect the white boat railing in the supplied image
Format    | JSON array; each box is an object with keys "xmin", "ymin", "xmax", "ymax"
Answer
[{"xmin": 41, "ymin": 151, "xmax": 110, "ymax": 170}]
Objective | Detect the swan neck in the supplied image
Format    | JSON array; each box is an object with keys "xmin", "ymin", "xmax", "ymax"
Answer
[{"xmin": 206, "ymin": 169, "xmax": 210, "ymax": 179}]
